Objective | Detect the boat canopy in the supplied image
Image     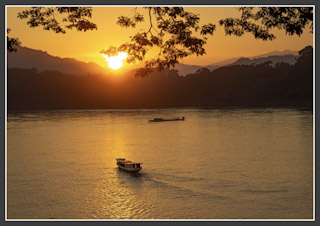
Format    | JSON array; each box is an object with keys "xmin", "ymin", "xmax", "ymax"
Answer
[
  {"xmin": 122, "ymin": 162, "xmax": 142, "ymax": 165},
  {"xmin": 116, "ymin": 158, "xmax": 126, "ymax": 161},
  {"xmin": 117, "ymin": 159, "xmax": 142, "ymax": 164}
]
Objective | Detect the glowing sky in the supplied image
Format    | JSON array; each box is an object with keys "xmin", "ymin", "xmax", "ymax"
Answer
[{"xmin": 7, "ymin": 6, "xmax": 313, "ymax": 69}]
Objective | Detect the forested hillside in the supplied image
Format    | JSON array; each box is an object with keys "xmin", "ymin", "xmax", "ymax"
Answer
[{"xmin": 8, "ymin": 46, "xmax": 312, "ymax": 111}]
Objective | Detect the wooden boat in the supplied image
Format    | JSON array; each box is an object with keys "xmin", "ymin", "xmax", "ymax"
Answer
[
  {"xmin": 149, "ymin": 117, "xmax": 185, "ymax": 122},
  {"xmin": 116, "ymin": 158, "xmax": 142, "ymax": 172}
]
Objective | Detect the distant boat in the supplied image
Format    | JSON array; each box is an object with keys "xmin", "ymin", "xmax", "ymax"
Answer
[
  {"xmin": 116, "ymin": 158, "xmax": 142, "ymax": 173},
  {"xmin": 149, "ymin": 117, "xmax": 185, "ymax": 122}
]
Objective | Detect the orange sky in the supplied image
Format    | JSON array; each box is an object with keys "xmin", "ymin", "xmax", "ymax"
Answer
[{"xmin": 7, "ymin": 6, "xmax": 313, "ymax": 70}]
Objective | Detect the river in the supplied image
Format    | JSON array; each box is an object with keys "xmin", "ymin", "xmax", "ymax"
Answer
[{"xmin": 7, "ymin": 108, "xmax": 313, "ymax": 219}]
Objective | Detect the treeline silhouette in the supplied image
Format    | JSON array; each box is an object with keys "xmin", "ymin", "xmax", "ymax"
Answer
[{"xmin": 8, "ymin": 46, "xmax": 312, "ymax": 111}]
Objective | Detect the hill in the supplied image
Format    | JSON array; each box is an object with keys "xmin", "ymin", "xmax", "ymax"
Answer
[
  {"xmin": 229, "ymin": 55, "xmax": 297, "ymax": 67},
  {"xmin": 175, "ymin": 50, "xmax": 298, "ymax": 76},
  {"xmin": 7, "ymin": 46, "xmax": 109, "ymax": 75},
  {"xmin": 7, "ymin": 46, "xmax": 312, "ymax": 111}
]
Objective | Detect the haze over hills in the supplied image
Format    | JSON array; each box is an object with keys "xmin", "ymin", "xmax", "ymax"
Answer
[
  {"xmin": 8, "ymin": 46, "xmax": 299, "ymax": 76},
  {"xmin": 175, "ymin": 49, "xmax": 299, "ymax": 75},
  {"xmin": 207, "ymin": 50, "xmax": 298, "ymax": 66},
  {"xmin": 227, "ymin": 55, "xmax": 298, "ymax": 67},
  {"xmin": 7, "ymin": 46, "xmax": 110, "ymax": 75}
]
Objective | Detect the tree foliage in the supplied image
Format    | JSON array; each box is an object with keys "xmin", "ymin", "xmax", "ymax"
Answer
[
  {"xmin": 101, "ymin": 6, "xmax": 313, "ymax": 77},
  {"xmin": 7, "ymin": 29, "xmax": 21, "ymax": 52},
  {"xmin": 100, "ymin": 7, "xmax": 215, "ymax": 77},
  {"xmin": 219, "ymin": 7, "xmax": 313, "ymax": 41},
  {"xmin": 295, "ymin": 45, "xmax": 313, "ymax": 68},
  {"xmin": 17, "ymin": 7, "xmax": 97, "ymax": 33},
  {"xmin": 7, "ymin": 7, "xmax": 97, "ymax": 52}
]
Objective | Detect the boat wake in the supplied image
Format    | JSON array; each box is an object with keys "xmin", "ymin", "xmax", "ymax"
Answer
[{"xmin": 140, "ymin": 171, "xmax": 227, "ymax": 200}]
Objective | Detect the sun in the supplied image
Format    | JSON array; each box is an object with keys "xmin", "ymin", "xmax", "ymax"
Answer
[{"xmin": 102, "ymin": 52, "xmax": 128, "ymax": 70}]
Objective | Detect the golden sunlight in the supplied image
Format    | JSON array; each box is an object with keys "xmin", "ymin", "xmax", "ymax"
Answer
[{"xmin": 102, "ymin": 52, "xmax": 128, "ymax": 70}]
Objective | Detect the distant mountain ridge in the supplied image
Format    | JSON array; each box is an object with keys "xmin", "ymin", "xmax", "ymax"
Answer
[
  {"xmin": 228, "ymin": 55, "xmax": 298, "ymax": 67},
  {"xmin": 171, "ymin": 50, "xmax": 298, "ymax": 76},
  {"xmin": 8, "ymin": 46, "xmax": 109, "ymax": 75},
  {"xmin": 8, "ymin": 45, "xmax": 299, "ymax": 76},
  {"xmin": 207, "ymin": 49, "xmax": 298, "ymax": 66}
]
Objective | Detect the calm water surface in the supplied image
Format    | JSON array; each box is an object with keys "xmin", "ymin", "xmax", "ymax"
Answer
[{"xmin": 7, "ymin": 108, "xmax": 313, "ymax": 219}]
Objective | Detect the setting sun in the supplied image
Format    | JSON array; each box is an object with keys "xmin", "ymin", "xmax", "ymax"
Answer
[{"xmin": 102, "ymin": 52, "xmax": 128, "ymax": 70}]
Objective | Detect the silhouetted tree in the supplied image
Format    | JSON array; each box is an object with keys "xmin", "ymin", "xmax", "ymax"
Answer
[
  {"xmin": 7, "ymin": 7, "xmax": 97, "ymax": 52},
  {"xmin": 195, "ymin": 67, "xmax": 211, "ymax": 74},
  {"xmin": 7, "ymin": 29, "xmax": 21, "ymax": 53},
  {"xmin": 103, "ymin": 6, "xmax": 313, "ymax": 77},
  {"xmin": 101, "ymin": 7, "xmax": 215, "ymax": 77},
  {"xmin": 219, "ymin": 7, "xmax": 313, "ymax": 41},
  {"xmin": 296, "ymin": 45, "xmax": 313, "ymax": 65},
  {"xmin": 17, "ymin": 7, "xmax": 97, "ymax": 33},
  {"xmin": 294, "ymin": 45, "xmax": 313, "ymax": 77}
]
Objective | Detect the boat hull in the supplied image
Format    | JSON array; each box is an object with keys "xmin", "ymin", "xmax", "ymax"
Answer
[
  {"xmin": 149, "ymin": 118, "xmax": 185, "ymax": 122},
  {"xmin": 117, "ymin": 164, "xmax": 142, "ymax": 172}
]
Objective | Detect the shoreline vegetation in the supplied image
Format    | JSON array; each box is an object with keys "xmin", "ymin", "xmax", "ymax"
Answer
[{"xmin": 8, "ymin": 46, "xmax": 312, "ymax": 112}]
